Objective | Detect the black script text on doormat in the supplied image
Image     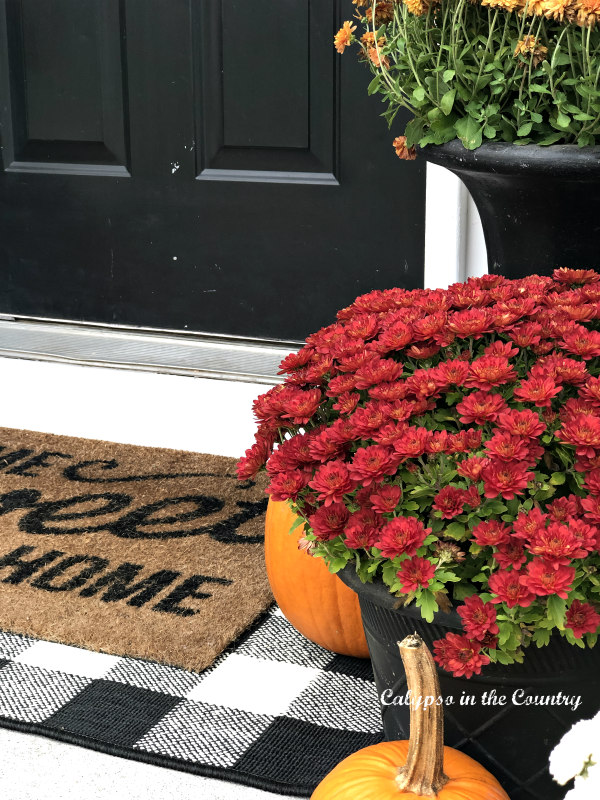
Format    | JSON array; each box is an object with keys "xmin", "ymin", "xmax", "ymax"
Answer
[{"xmin": 0, "ymin": 429, "xmax": 272, "ymax": 671}]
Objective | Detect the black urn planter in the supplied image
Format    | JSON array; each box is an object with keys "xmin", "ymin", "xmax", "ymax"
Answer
[
  {"xmin": 339, "ymin": 565, "xmax": 600, "ymax": 800},
  {"xmin": 417, "ymin": 142, "xmax": 600, "ymax": 280}
]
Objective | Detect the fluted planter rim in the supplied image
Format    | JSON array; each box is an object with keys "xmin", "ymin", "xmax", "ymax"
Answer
[{"xmin": 416, "ymin": 140, "xmax": 600, "ymax": 178}]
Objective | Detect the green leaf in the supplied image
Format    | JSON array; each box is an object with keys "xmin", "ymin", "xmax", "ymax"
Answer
[
  {"xmin": 416, "ymin": 589, "xmax": 439, "ymax": 623},
  {"xmin": 483, "ymin": 124, "xmax": 497, "ymax": 139},
  {"xmin": 289, "ymin": 515, "xmax": 305, "ymax": 535},
  {"xmin": 413, "ymin": 86, "xmax": 426, "ymax": 102},
  {"xmin": 443, "ymin": 69, "xmax": 455, "ymax": 82},
  {"xmin": 532, "ymin": 628, "xmax": 551, "ymax": 648},
  {"xmin": 516, "ymin": 122, "xmax": 533, "ymax": 137},
  {"xmin": 547, "ymin": 595, "xmax": 567, "ymax": 630},
  {"xmin": 440, "ymin": 89, "xmax": 456, "ymax": 116},
  {"xmin": 455, "ymin": 116, "xmax": 483, "ymax": 150},
  {"xmin": 436, "ymin": 570, "xmax": 461, "ymax": 583},
  {"xmin": 328, "ymin": 555, "xmax": 351, "ymax": 574},
  {"xmin": 555, "ymin": 111, "xmax": 572, "ymax": 129},
  {"xmin": 495, "ymin": 650, "xmax": 515, "ymax": 665},
  {"xmin": 367, "ymin": 75, "xmax": 381, "ymax": 96},
  {"xmin": 445, "ymin": 522, "xmax": 467, "ymax": 540},
  {"xmin": 550, "ymin": 472, "xmax": 566, "ymax": 486}
]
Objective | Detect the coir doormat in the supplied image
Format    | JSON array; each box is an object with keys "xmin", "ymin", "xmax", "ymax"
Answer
[
  {"xmin": 0, "ymin": 608, "xmax": 383, "ymax": 796},
  {"xmin": 0, "ymin": 428, "xmax": 273, "ymax": 672}
]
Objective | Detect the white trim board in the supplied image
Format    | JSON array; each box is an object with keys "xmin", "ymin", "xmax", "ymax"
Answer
[{"xmin": 424, "ymin": 162, "xmax": 487, "ymax": 289}]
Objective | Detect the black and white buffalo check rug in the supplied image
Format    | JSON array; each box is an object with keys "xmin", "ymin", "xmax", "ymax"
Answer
[{"xmin": 0, "ymin": 606, "xmax": 383, "ymax": 796}]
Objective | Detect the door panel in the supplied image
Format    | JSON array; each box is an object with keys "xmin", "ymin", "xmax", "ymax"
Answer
[{"xmin": 0, "ymin": 0, "xmax": 426, "ymax": 342}]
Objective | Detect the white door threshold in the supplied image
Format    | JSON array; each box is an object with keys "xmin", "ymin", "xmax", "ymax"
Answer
[{"xmin": 0, "ymin": 319, "xmax": 293, "ymax": 385}]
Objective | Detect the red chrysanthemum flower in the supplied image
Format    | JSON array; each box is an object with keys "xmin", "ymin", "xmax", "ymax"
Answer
[
  {"xmin": 458, "ymin": 595, "xmax": 499, "ymax": 641},
  {"xmin": 465, "ymin": 356, "xmax": 517, "ymax": 390},
  {"xmin": 456, "ymin": 391, "xmax": 508, "ymax": 425},
  {"xmin": 278, "ymin": 347, "xmax": 315, "ymax": 374},
  {"xmin": 496, "ymin": 408, "xmax": 546, "ymax": 439},
  {"xmin": 308, "ymin": 460, "xmax": 355, "ymax": 506},
  {"xmin": 266, "ymin": 469, "xmax": 310, "ymax": 502},
  {"xmin": 485, "ymin": 431, "xmax": 531, "ymax": 463},
  {"xmin": 372, "ymin": 421, "xmax": 409, "ymax": 445},
  {"xmin": 508, "ymin": 322, "xmax": 543, "ymax": 348},
  {"xmin": 405, "ymin": 343, "xmax": 441, "ymax": 360},
  {"xmin": 512, "ymin": 508, "xmax": 549, "ymax": 542},
  {"xmin": 376, "ymin": 517, "xmax": 430, "ymax": 558},
  {"xmin": 332, "ymin": 391, "xmax": 360, "ymax": 415},
  {"xmin": 385, "ymin": 399, "xmax": 419, "ymax": 423},
  {"xmin": 369, "ymin": 484, "xmax": 402, "ymax": 514},
  {"xmin": 513, "ymin": 377, "xmax": 562, "ymax": 407},
  {"xmin": 433, "ymin": 359, "xmax": 470, "ymax": 387},
  {"xmin": 484, "ymin": 340, "xmax": 519, "ymax": 359},
  {"xmin": 349, "ymin": 444, "xmax": 399, "ymax": 487},
  {"xmin": 553, "ymin": 267, "xmax": 600, "ymax": 285},
  {"xmin": 393, "ymin": 427, "xmax": 432, "ymax": 459},
  {"xmin": 368, "ymin": 381, "xmax": 410, "ymax": 402},
  {"xmin": 528, "ymin": 522, "xmax": 588, "ymax": 565},
  {"xmin": 578, "ymin": 376, "xmax": 600, "ymax": 407},
  {"xmin": 308, "ymin": 502, "xmax": 350, "ymax": 541},
  {"xmin": 354, "ymin": 358, "xmax": 403, "ymax": 390},
  {"xmin": 565, "ymin": 600, "xmax": 600, "ymax": 639},
  {"xmin": 350, "ymin": 403, "xmax": 390, "ymax": 438},
  {"xmin": 471, "ymin": 519, "xmax": 511, "ymax": 547},
  {"xmin": 432, "ymin": 486, "xmax": 469, "ymax": 519},
  {"xmin": 237, "ymin": 439, "xmax": 271, "ymax": 480},
  {"xmin": 447, "ymin": 309, "xmax": 491, "ymax": 339},
  {"xmin": 308, "ymin": 430, "xmax": 346, "ymax": 463},
  {"xmin": 278, "ymin": 388, "xmax": 323, "ymax": 424},
  {"xmin": 427, "ymin": 430, "xmax": 452, "ymax": 455},
  {"xmin": 344, "ymin": 508, "xmax": 381, "ymax": 549},
  {"xmin": 448, "ymin": 429, "xmax": 483, "ymax": 454},
  {"xmin": 457, "ymin": 455, "xmax": 489, "ymax": 482},
  {"xmin": 375, "ymin": 321, "xmax": 413, "ymax": 354},
  {"xmin": 493, "ymin": 540, "xmax": 527, "ymax": 569},
  {"xmin": 433, "ymin": 633, "xmax": 490, "ymax": 678},
  {"xmin": 396, "ymin": 556, "xmax": 436, "ymax": 593},
  {"xmin": 560, "ymin": 326, "xmax": 600, "ymax": 360},
  {"xmin": 481, "ymin": 460, "xmax": 534, "ymax": 500},
  {"xmin": 405, "ymin": 370, "xmax": 440, "ymax": 398},
  {"xmin": 559, "ymin": 412, "xmax": 600, "ymax": 458},
  {"xmin": 489, "ymin": 570, "xmax": 536, "ymax": 608},
  {"xmin": 547, "ymin": 495, "xmax": 581, "ymax": 522},
  {"xmin": 521, "ymin": 560, "xmax": 575, "ymax": 599}
]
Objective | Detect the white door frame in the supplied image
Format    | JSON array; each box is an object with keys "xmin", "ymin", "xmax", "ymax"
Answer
[{"xmin": 423, "ymin": 163, "xmax": 488, "ymax": 290}]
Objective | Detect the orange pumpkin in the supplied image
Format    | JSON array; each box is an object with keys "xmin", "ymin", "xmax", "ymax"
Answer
[
  {"xmin": 265, "ymin": 498, "xmax": 369, "ymax": 658},
  {"xmin": 312, "ymin": 635, "xmax": 511, "ymax": 800}
]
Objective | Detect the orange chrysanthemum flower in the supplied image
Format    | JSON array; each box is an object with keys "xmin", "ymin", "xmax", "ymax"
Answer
[
  {"xmin": 369, "ymin": 46, "xmax": 390, "ymax": 69},
  {"xmin": 482, "ymin": 0, "xmax": 525, "ymax": 11},
  {"xmin": 514, "ymin": 36, "xmax": 548, "ymax": 67},
  {"xmin": 404, "ymin": 0, "xmax": 430, "ymax": 14},
  {"xmin": 393, "ymin": 136, "xmax": 417, "ymax": 160},
  {"xmin": 334, "ymin": 21, "xmax": 356, "ymax": 54},
  {"xmin": 539, "ymin": 0, "xmax": 576, "ymax": 20}
]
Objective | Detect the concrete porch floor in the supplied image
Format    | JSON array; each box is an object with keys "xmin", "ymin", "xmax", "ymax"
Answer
[{"xmin": 0, "ymin": 356, "xmax": 295, "ymax": 800}]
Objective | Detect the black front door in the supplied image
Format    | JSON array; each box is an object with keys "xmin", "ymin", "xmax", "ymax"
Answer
[{"xmin": 0, "ymin": 0, "xmax": 425, "ymax": 343}]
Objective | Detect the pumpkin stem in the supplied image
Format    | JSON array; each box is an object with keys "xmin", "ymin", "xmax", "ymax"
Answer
[{"xmin": 395, "ymin": 634, "xmax": 449, "ymax": 797}]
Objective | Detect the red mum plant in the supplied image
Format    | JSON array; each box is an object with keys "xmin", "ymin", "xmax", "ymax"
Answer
[{"xmin": 239, "ymin": 269, "xmax": 600, "ymax": 677}]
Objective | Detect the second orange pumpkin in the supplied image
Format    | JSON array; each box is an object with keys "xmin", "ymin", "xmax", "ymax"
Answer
[{"xmin": 265, "ymin": 499, "xmax": 369, "ymax": 658}]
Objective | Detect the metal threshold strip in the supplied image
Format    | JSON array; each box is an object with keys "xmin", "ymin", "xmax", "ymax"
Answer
[{"xmin": 0, "ymin": 319, "xmax": 296, "ymax": 384}]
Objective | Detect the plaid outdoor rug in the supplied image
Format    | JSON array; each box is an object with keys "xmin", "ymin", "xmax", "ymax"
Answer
[{"xmin": 0, "ymin": 606, "xmax": 383, "ymax": 796}]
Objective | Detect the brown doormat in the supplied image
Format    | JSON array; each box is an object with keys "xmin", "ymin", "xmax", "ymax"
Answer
[{"xmin": 0, "ymin": 428, "xmax": 273, "ymax": 672}]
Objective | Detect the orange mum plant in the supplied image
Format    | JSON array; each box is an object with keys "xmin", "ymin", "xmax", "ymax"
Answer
[{"xmin": 334, "ymin": 0, "xmax": 600, "ymax": 151}]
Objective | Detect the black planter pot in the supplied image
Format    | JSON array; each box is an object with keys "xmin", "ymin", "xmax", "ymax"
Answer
[
  {"xmin": 339, "ymin": 565, "xmax": 600, "ymax": 800},
  {"xmin": 418, "ymin": 141, "xmax": 600, "ymax": 281}
]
